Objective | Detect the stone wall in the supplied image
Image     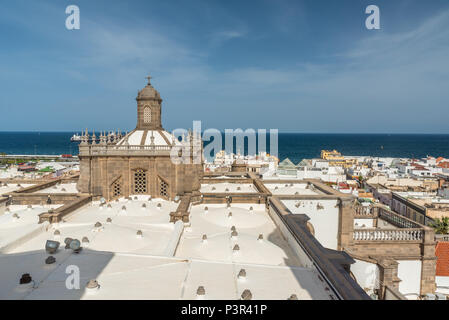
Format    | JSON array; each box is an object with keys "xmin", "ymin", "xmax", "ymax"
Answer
[{"xmin": 77, "ymin": 155, "xmax": 202, "ymax": 201}]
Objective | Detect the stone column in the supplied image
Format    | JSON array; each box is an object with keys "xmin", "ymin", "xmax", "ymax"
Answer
[
  {"xmin": 420, "ymin": 227, "xmax": 437, "ymax": 295},
  {"xmin": 378, "ymin": 259, "xmax": 401, "ymax": 299},
  {"xmin": 338, "ymin": 197, "xmax": 355, "ymax": 250}
]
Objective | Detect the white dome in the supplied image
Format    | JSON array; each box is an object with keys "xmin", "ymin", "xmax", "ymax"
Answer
[{"xmin": 117, "ymin": 130, "xmax": 181, "ymax": 146}]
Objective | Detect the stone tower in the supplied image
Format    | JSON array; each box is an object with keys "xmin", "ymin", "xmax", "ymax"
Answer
[
  {"xmin": 136, "ymin": 75, "xmax": 163, "ymax": 130},
  {"xmin": 77, "ymin": 75, "xmax": 203, "ymax": 201}
]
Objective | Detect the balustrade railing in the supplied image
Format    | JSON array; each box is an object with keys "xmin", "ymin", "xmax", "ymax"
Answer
[
  {"xmin": 355, "ymin": 205, "xmax": 374, "ymax": 216},
  {"xmin": 353, "ymin": 228, "xmax": 423, "ymax": 241},
  {"xmin": 377, "ymin": 207, "xmax": 421, "ymax": 229},
  {"xmin": 79, "ymin": 144, "xmax": 173, "ymax": 156}
]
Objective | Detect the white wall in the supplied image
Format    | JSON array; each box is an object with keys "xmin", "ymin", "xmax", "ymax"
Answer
[
  {"xmin": 283, "ymin": 199, "xmax": 339, "ymax": 250},
  {"xmin": 350, "ymin": 259, "xmax": 379, "ymax": 295},
  {"xmin": 354, "ymin": 219, "xmax": 374, "ymax": 228},
  {"xmin": 397, "ymin": 260, "xmax": 422, "ymax": 297},
  {"xmin": 436, "ymin": 276, "xmax": 449, "ymax": 295}
]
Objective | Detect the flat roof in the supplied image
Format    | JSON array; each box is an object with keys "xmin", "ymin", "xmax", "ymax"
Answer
[
  {"xmin": 0, "ymin": 197, "xmax": 333, "ymax": 300},
  {"xmin": 265, "ymin": 183, "xmax": 321, "ymax": 196},
  {"xmin": 200, "ymin": 183, "xmax": 257, "ymax": 193}
]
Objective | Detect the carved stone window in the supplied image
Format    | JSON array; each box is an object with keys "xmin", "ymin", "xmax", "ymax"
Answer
[
  {"xmin": 112, "ymin": 178, "xmax": 122, "ymax": 198},
  {"xmin": 143, "ymin": 106, "xmax": 152, "ymax": 123},
  {"xmin": 159, "ymin": 177, "xmax": 169, "ymax": 198},
  {"xmin": 134, "ymin": 169, "xmax": 147, "ymax": 193}
]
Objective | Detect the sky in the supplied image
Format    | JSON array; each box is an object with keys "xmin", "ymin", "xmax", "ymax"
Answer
[{"xmin": 0, "ymin": 0, "xmax": 448, "ymax": 133}]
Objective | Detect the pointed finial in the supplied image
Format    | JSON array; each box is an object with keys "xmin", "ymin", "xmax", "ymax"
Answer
[{"xmin": 145, "ymin": 74, "xmax": 152, "ymax": 85}]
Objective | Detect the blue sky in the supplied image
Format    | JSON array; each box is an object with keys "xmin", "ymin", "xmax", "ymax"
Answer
[{"xmin": 0, "ymin": 0, "xmax": 448, "ymax": 133}]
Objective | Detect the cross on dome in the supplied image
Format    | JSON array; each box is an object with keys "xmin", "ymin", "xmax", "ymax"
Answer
[{"xmin": 145, "ymin": 74, "xmax": 152, "ymax": 85}]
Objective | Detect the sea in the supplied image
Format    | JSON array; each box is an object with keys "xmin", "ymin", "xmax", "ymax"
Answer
[{"xmin": 1, "ymin": 132, "xmax": 449, "ymax": 164}]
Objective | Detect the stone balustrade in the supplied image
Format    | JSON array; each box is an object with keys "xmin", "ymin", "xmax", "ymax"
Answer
[
  {"xmin": 79, "ymin": 144, "xmax": 173, "ymax": 156},
  {"xmin": 353, "ymin": 228, "xmax": 424, "ymax": 241},
  {"xmin": 355, "ymin": 205, "xmax": 374, "ymax": 216}
]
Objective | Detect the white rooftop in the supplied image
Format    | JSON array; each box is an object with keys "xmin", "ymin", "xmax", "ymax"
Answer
[
  {"xmin": 34, "ymin": 183, "xmax": 79, "ymax": 194},
  {"xmin": 0, "ymin": 183, "xmax": 34, "ymax": 195},
  {"xmin": 0, "ymin": 197, "xmax": 334, "ymax": 300},
  {"xmin": 0, "ymin": 204, "xmax": 62, "ymax": 252},
  {"xmin": 266, "ymin": 183, "xmax": 321, "ymax": 196},
  {"xmin": 200, "ymin": 183, "xmax": 257, "ymax": 193}
]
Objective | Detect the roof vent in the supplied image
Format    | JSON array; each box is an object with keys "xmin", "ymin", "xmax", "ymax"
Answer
[
  {"xmin": 196, "ymin": 286, "xmax": 206, "ymax": 298},
  {"xmin": 157, "ymin": 203, "xmax": 162, "ymax": 209},
  {"xmin": 226, "ymin": 203, "xmax": 231, "ymax": 208},
  {"xmin": 141, "ymin": 203, "xmax": 147, "ymax": 209},
  {"xmin": 136, "ymin": 230, "xmax": 143, "ymax": 238},
  {"xmin": 12, "ymin": 213, "xmax": 20, "ymax": 220},
  {"xmin": 233, "ymin": 244, "xmax": 240, "ymax": 252},
  {"xmin": 249, "ymin": 206, "xmax": 253, "ymax": 212},
  {"xmin": 231, "ymin": 226, "xmax": 236, "ymax": 232},
  {"xmin": 5, "ymin": 207, "xmax": 10, "ymax": 213},
  {"xmin": 211, "ymin": 186, "xmax": 216, "ymax": 191},
  {"xmin": 202, "ymin": 234, "xmax": 207, "ymax": 243},
  {"xmin": 94, "ymin": 222, "xmax": 102, "ymax": 228},
  {"xmin": 82, "ymin": 236, "xmax": 89, "ymax": 244},
  {"xmin": 53, "ymin": 229, "xmax": 61, "ymax": 237},
  {"xmin": 45, "ymin": 240, "xmax": 60, "ymax": 254},
  {"xmin": 238, "ymin": 269, "xmax": 246, "ymax": 280},
  {"xmin": 148, "ymin": 196, "xmax": 152, "ymax": 202},
  {"xmin": 19, "ymin": 273, "xmax": 32, "ymax": 285},
  {"xmin": 134, "ymin": 196, "xmax": 138, "ymax": 200},
  {"xmin": 237, "ymin": 186, "xmax": 241, "ymax": 190},
  {"xmin": 288, "ymin": 294, "xmax": 298, "ymax": 300},
  {"xmin": 225, "ymin": 188, "xmax": 229, "ymax": 192},
  {"xmin": 228, "ymin": 212, "xmax": 232, "ymax": 218},
  {"xmin": 86, "ymin": 279, "xmax": 100, "ymax": 293},
  {"xmin": 69, "ymin": 239, "xmax": 82, "ymax": 252},
  {"xmin": 107, "ymin": 204, "xmax": 112, "ymax": 209},
  {"xmin": 27, "ymin": 204, "xmax": 32, "ymax": 210},
  {"xmin": 241, "ymin": 289, "xmax": 252, "ymax": 300},
  {"xmin": 204, "ymin": 206, "xmax": 208, "ymax": 214},
  {"xmin": 258, "ymin": 234, "xmax": 263, "ymax": 241},
  {"xmin": 64, "ymin": 237, "xmax": 73, "ymax": 249},
  {"xmin": 231, "ymin": 230, "xmax": 238, "ymax": 239},
  {"xmin": 106, "ymin": 217, "xmax": 112, "ymax": 223},
  {"xmin": 61, "ymin": 188, "xmax": 66, "ymax": 192},
  {"xmin": 45, "ymin": 256, "xmax": 56, "ymax": 265},
  {"xmin": 274, "ymin": 186, "xmax": 278, "ymax": 190}
]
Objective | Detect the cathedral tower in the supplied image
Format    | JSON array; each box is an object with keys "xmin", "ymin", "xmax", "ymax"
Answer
[{"xmin": 136, "ymin": 75, "xmax": 163, "ymax": 130}]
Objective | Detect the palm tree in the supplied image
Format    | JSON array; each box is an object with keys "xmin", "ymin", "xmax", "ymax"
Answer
[{"xmin": 429, "ymin": 217, "xmax": 449, "ymax": 235}]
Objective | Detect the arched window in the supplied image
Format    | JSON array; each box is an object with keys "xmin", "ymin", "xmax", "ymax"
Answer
[
  {"xmin": 134, "ymin": 169, "xmax": 147, "ymax": 193},
  {"xmin": 143, "ymin": 106, "xmax": 152, "ymax": 123}
]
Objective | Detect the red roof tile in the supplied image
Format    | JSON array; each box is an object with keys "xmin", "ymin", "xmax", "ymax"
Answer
[
  {"xmin": 438, "ymin": 162, "xmax": 449, "ymax": 169},
  {"xmin": 436, "ymin": 242, "xmax": 449, "ymax": 277}
]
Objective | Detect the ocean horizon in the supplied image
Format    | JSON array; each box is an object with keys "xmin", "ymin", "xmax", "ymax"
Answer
[{"xmin": 1, "ymin": 132, "xmax": 449, "ymax": 164}]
